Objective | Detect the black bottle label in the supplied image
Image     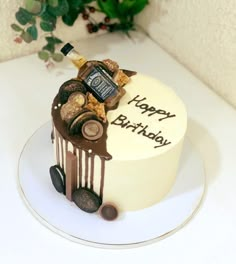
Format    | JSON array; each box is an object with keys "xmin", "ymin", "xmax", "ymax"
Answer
[{"xmin": 84, "ymin": 66, "xmax": 118, "ymax": 101}]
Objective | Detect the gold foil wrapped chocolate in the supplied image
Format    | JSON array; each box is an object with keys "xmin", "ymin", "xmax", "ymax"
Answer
[{"xmin": 60, "ymin": 92, "xmax": 87, "ymax": 123}]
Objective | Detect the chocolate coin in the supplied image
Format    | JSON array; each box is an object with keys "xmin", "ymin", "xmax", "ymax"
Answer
[{"xmin": 81, "ymin": 120, "xmax": 104, "ymax": 140}]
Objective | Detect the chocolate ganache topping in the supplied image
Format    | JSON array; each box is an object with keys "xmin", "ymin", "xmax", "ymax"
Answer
[{"xmin": 52, "ymin": 59, "xmax": 136, "ymax": 160}]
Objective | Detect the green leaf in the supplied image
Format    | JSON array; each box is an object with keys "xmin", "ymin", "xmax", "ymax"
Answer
[
  {"xmin": 48, "ymin": 0, "xmax": 59, "ymax": 7},
  {"xmin": 40, "ymin": 21, "xmax": 55, "ymax": 31},
  {"xmin": 51, "ymin": 53, "xmax": 63, "ymax": 62},
  {"xmin": 62, "ymin": 8, "xmax": 79, "ymax": 26},
  {"xmin": 15, "ymin": 8, "xmax": 32, "ymax": 25},
  {"xmin": 21, "ymin": 31, "xmax": 33, "ymax": 43},
  {"xmin": 47, "ymin": 0, "xmax": 69, "ymax": 16},
  {"xmin": 83, "ymin": 0, "xmax": 94, "ymax": 3},
  {"xmin": 40, "ymin": 9, "xmax": 57, "ymax": 24},
  {"xmin": 37, "ymin": 2, "xmax": 47, "ymax": 16},
  {"xmin": 129, "ymin": 0, "xmax": 148, "ymax": 15},
  {"xmin": 28, "ymin": 17, "xmax": 36, "ymax": 24},
  {"xmin": 43, "ymin": 43, "xmax": 55, "ymax": 53},
  {"xmin": 118, "ymin": 0, "xmax": 148, "ymax": 16},
  {"xmin": 38, "ymin": 50, "xmax": 50, "ymax": 61},
  {"xmin": 25, "ymin": 0, "xmax": 42, "ymax": 14},
  {"xmin": 11, "ymin": 23, "xmax": 23, "ymax": 32},
  {"xmin": 26, "ymin": 25, "xmax": 38, "ymax": 40},
  {"xmin": 97, "ymin": 0, "xmax": 119, "ymax": 18},
  {"xmin": 45, "ymin": 36, "xmax": 63, "ymax": 44},
  {"xmin": 69, "ymin": 0, "xmax": 83, "ymax": 9}
]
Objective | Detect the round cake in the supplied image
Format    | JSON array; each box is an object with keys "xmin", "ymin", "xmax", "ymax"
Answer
[{"xmin": 50, "ymin": 52, "xmax": 187, "ymax": 220}]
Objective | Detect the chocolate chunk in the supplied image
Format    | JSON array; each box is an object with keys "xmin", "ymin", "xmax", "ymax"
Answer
[
  {"xmin": 122, "ymin": 69, "xmax": 137, "ymax": 77},
  {"xmin": 72, "ymin": 187, "xmax": 102, "ymax": 213},
  {"xmin": 102, "ymin": 59, "xmax": 119, "ymax": 73},
  {"xmin": 49, "ymin": 165, "xmax": 65, "ymax": 194},
  {"xmin": 81, "ymin": 120, "xmax": 104, "ymax": 141},
  {"xmin": 99, "ymin": 203, "xmax": 119, "ymax": 221},
  {"xmin": 68, "ymin": 110, "xmax": 98, "ymax": 135},
  {"xmin": 113, "ymin": 70, "xmax": 130, "ymax": 87},
  {"xmin": 59, "ymin": 79, "xmax": 87, "ymax": 104}
]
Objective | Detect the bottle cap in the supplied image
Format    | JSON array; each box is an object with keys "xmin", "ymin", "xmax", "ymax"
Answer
[{"xmin": 60, "ymin": 43, "xmax": 74, "ymax": 56}]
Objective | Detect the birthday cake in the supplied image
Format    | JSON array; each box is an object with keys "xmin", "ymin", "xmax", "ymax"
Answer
[{"xmin": 50, "ymin": 43, "xmax": 187, "ymax": 221}]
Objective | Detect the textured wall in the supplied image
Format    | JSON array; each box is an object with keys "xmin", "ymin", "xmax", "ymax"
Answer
[
  {"xmin": 1, "ymin": 1, "xmax": 236, "ymax": 108},
  {"xmin": 136, "ymin": 0, "xmax": 236, "ymax": 108},
  {"xmin": 0, "ymin": 0, "xmax": 97, "ymax": 62}
]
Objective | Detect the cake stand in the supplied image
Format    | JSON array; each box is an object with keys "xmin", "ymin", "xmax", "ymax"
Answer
[{"xmin": 18, "ymin": 121, "xmax": 205, "ymax": 248}]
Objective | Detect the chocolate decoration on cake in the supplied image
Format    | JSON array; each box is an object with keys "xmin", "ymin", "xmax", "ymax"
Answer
[
  {"xmin": 122, "ymin": 69, "xmax": 137, "ymax": 77},
  {"xmin": 49, "ymin": 165, "xmax": 65, "ymax": 194},
  {"xmin": 51, "ymin": 46, "xmax": 139, "ymax": 220},
  {"xmin": 65, "ymin": 151, "xmax": 77, "ymax": 201},
  {"xmin": 52, "ymin": 95, "xmax": 112, "ymax": 159},
  {"xmin": 81, "ymin": 120, "xmax": 104, "ymax": 141},
  {"xmin": 59, "ymin": 79, "xmax": 87, "ymax": 104},
  {"xmin": 68, "ymin": 110, "xmax": 99, "ymax": 135},
  {"xmin": 68, "ymin": 92, "xmax": 87, "ymax": 108},
  {"xmin": 72, "ymin": 187, "xmax": 102, "ymax": 213},
  {"xmin": 99, "ymin": 203, "xmax": 118, "ymax": 221}
]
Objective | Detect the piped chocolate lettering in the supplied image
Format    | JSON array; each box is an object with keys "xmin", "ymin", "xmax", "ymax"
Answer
[
  {"xmin": 111, "ymin": 114, "xmax": 171, "ymax": 148},
  {"xmin": 128, "ymin": 95, "xmax": 176, "ymax": 121}
]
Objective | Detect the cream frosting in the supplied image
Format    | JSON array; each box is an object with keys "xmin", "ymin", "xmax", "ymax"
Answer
[{"xmin": 52, "ymin": 73, "xmax": 187, "ymax": 212}]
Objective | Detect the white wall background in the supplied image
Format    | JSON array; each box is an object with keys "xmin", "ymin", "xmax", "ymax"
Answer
[
  {"xmin": 136, "ymin": 0, "xmax": 236, "ymax": 109},
  {"xmin": 1, "ymin": 0, "xmax": 236, "ymax": 108}
]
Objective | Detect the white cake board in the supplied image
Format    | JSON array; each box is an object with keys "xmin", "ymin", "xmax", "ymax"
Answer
[{"xmin": 18, "ymin": 122, "xmax": 205, "ymax": 248}]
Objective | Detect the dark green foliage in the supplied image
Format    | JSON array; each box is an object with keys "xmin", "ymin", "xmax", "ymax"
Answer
[
  {"xmin": 11, "ymin": 24, "xmax": 23, "ymax": 32},
  {"xmin": 26, "ymin": 25, "xmax": 38, "ymax": 40},
  {"xmin": 40, "ymin": 21, "xmax": 55, "ymax": 31},
  {"xmin": 97, "ymin": 0, "xmax": 119, "ymax": 18},
  {"xmin": 62, "ymin": 8, "xmax": 80, "ymax": 26},
  {"xmin": 11, "ymin": 0, "xmax": 148, "ymax": 63},
  {"xmin": 47, "ymin": 0, "xmax": 69, "ymax": 16},
  {"xmin": 15, "ymin": 8, "xmax": 32, "ymax": 25}
]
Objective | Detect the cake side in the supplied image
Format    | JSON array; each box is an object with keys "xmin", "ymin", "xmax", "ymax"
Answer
[
  {"xmin": 51, "ymin": 73, "xmax": 187, "ymax": 213},
  {"xmin": 106, "ymin": 73, "xmax": 187, "ymax": 160}
]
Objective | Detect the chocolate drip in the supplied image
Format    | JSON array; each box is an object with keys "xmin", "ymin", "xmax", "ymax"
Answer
[
  {"xmin": 51, "ymin": 70, "xmax": 136, "ymax": 203},
  {"xmin": 73, "ymin": 146, "xmax": 76, "ymax": 155},
  {"xmin": 52, "ymin": 95, "xmax": 112, "ymax": 160},
  {"xmin": 51, "ymin": 120, "xmax": 55, "ymax": 143},
  {"xmin": 90, "ymin": 154, "xmax": 95, "ymax": 190},
  {"xmin": 100, "ymin": 158, "xmax": 105, "ymax": 200},
  {"xmin": 65, "ymin": 140, "xmax": 68, "ymax": 155},
  {"xmin": 84, "ymin": 152, "xmax": 89, "ymax": 188},
  {"xmin": 78, "ymin": 149, "xmax": 82, "ymax": 187},
  {"xmin": 60, "ymin": 136, "xmax": 64, "ymax": 169},
  {"xmin": 55, "ymin": 129, "xmax": 60, "ymax": 165}
]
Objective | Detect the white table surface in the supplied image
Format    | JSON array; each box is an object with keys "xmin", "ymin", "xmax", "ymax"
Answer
[{"xmin": 0, "ymin": 31, "xmax": 236, "ymax": 263}]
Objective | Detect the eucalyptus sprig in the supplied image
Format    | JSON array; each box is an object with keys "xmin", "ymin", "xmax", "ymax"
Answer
[{"xmin": 11, "ymin": 0, "xmax": 148, "ymax": 64}]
